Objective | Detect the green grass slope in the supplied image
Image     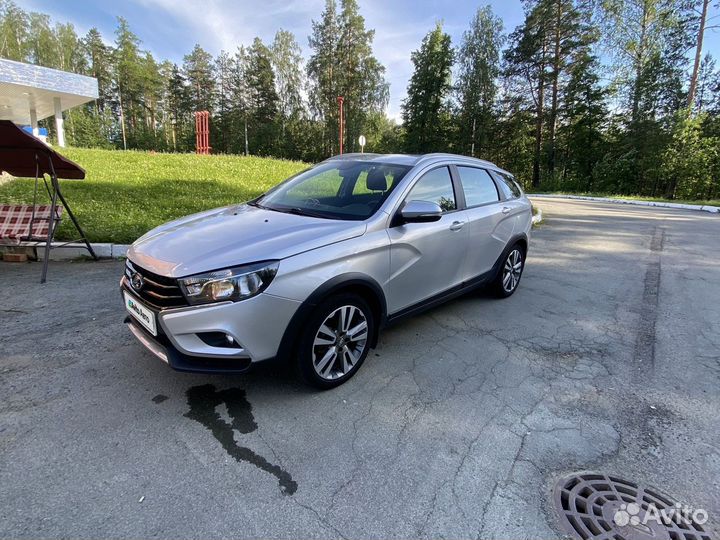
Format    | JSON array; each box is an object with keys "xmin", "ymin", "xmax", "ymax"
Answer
[{"xmin": 0, "ymin": 148, "xmax": 308, "ymax": 244}]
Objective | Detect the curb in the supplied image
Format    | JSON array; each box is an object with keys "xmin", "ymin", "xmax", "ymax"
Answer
[
  {"xmin": 1, "ymin": 242, "xmax": 130, "ymax": 261},
  {"xmin": 528, "ymin": 194, "xmax": 720, "ymax": 214}
]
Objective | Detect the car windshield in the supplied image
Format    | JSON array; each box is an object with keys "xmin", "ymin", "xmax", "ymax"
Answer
[{"xmin": 255, "ymin": 160, "xmax": 412, "ymax": 220}]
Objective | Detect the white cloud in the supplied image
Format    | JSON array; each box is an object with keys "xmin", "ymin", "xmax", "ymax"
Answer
[{"xmin": 131, "ymin": 0, "xmax": 322, "ymax": 52}]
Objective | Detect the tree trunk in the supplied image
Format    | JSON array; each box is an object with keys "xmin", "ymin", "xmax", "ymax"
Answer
[
  {"xmin": 548, "ymin": 0, "xmax": 562, "ymax": 177},
  {"xmin": 631, "ymin": 0, "xmax": 650, "ymax": 123},
  {"xmin": 244, "ymin": 115, "xmax": 249, "ymax": 156},
  {"xmin": 471, "ymin": 117, "xmax": 476, "ymax": 157},
  {"xmin": 533, "ymin": 55, "xmax": 546, "ymax": 188},
  {"xmin": 118, "ymin": 89, "xmax": 127, "ymax": 151},
  {"xmin": 687, "ymin": 0, "xmax": 709, "ymax": 109}
]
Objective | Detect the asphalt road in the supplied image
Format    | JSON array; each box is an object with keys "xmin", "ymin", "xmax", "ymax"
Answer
[{"xmin": 1, "ymin": 199, "xmax": 719, "ymax": 539}]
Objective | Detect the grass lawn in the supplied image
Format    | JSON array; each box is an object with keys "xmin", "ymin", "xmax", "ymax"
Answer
[
  {"xmin": 530, "ymin": 191, "xmax": 720, "ymax": 207},
  {"xmin": 0, "ymin": 148, "xmax": 308, "ymax": 244}
]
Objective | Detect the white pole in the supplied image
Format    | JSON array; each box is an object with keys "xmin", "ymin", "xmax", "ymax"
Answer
[
  {"xmin": 30, "ymin": 108, "xmax": 39, "ymax": 137},
  {"xmin": 54, "ymin": 97, "xmax": 65, "ymax": 147},
  {"xmin": 471, "ymin": 118, "xmax": 476, "ymax": 157}
]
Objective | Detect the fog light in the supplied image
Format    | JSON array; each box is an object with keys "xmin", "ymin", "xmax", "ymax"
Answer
[{"xmin": 197, "ymin": 332, "xmax": 242, "ymax": 349}]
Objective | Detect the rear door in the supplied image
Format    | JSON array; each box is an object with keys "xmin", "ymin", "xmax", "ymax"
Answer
[
  {"xmin": 454, "ymin": 166, "xmax": 511, "ymax": 281},
  {"xmin": 386, "ymin": 166, "xmax": 469, "ymax": 313},
  {"xmin": 493, "ymin": 170, "xmax": 532, "ymax": 235}
]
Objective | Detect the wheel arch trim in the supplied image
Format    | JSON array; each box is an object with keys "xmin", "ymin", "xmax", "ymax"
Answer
[{"xmin": 276, "ymin": 273, "xmax": 387, "ymax": 361}]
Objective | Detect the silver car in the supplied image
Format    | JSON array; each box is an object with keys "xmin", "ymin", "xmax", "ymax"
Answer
[{"xmin": 121, "ymin": 153, "xmax": 532, "ymax": 388}]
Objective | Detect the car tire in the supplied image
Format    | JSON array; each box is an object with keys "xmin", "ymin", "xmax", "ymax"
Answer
[
  {"xmin": 296, "ymin": 293, "xmax": 375, "ymax": 389},
  {"xmin": 491, "ymin": 243, "xmax": 526, "ymax": 298}
]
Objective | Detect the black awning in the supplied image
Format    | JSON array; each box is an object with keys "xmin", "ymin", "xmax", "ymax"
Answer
[{"xmin": 0, "ymin": 120, "xmax": 85, "ymax": 179}]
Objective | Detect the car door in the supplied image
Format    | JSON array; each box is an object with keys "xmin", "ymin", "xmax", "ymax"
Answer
[
  {"xmin": 455, "ymin": 166, "xmax": 511, "ymax": 281},
  {"xmin": 386, "ymin": 165, "xmax": 469, "ymax": 313},
  {"xmin": 492, "ymin": 170, "xmax": 532, "ymax": 235}
]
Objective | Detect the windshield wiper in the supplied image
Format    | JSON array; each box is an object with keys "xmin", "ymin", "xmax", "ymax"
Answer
[
  {"xmin": 284, "ymin": 207, "xmax": 327, "ymax": 218},
  {"xmin": 251, "ymin": 202, "xmax": 329, "ymax": 219}
]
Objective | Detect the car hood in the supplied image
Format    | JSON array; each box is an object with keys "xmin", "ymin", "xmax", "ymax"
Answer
[{"xmin": 127, "ymin": 204, "xmax": 367, "ymax": 277}]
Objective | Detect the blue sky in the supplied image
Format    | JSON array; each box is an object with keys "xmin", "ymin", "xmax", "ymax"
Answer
[{"xmin": 21, "ymin": 0, "xmax": 720, "ymax": 121}]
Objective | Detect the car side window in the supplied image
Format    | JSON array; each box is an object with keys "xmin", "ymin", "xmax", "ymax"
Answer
[
  {"xmin": 457, "ymin": 167, "xmax": 499, "ymax": 207},
  {"xmin": 495, "ymin": 172, "xmax": 523, "ymax": 199},
  {"xmin": 406, "ymin": 167, "xmax": 456, "ymax": 212}
]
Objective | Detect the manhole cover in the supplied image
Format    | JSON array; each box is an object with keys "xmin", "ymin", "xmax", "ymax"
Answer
[{"xmin": 553, "ymin": 472, "xmax": 712, "ymax": 540}]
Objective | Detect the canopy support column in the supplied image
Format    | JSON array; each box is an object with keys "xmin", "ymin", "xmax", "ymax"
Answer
[
  {"xmin": 53, "ymin": 97, "xmax": 65, "ymax": 147},
  {"xmin": 30, "ymin": 108, "xmax": 38, "ymax": 137}
]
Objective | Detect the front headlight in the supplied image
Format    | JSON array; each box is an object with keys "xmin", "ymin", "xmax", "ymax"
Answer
[{"xmin": 178, "ymin": 261, "xmax": 279, "ymax": 305}]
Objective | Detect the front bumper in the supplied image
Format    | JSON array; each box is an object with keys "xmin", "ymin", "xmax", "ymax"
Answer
[{"xmin": 121, "ymin": 277, "xmax": 302, "ymax": 373}]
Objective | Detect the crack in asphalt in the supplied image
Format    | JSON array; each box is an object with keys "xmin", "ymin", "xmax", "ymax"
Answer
[{"xmin": 633, "ymin": 227, "xmax": 664, "ymax": 378}]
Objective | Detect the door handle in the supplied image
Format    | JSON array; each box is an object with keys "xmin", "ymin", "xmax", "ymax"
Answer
[
  {"xmin": 449, "ymin": 221, "xmax": 464, "ymax": 231},
  {"xmin": 502, "ymin": 206, "xmax": 511, "ymax": 215}
]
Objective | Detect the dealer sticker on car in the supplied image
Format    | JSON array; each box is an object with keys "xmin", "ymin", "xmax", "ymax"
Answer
[{"xmin": 124, "ymin": 292, "xmax": 157, "ymax": 336}]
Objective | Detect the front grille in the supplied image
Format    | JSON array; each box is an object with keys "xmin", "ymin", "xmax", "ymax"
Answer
[{"xmin": 125, "ymin": 260, "xmax": 188, "ymax": 310}]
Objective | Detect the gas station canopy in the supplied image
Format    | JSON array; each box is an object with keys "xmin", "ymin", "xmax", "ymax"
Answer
[{"xmin": 0, "ymin": 58, "xmax": 98, "ymax": 147}]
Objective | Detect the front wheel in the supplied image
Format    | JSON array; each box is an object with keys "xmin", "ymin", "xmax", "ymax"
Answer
[
  {"xmin": 491, "ymin": 244, "xmax": 525, "ymax": 298},
  {"xmin": 296, "ymin": 293, "xmax": 375, "ymax": 389}
]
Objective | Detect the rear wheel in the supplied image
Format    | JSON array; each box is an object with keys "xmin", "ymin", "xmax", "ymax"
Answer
[
  {"xmin": 296, "ymin": 293, "xmax": 375, "ymax": 389},
  {"xmin": 491, "ymin": 244, "xmax": 525, "ymax": 298}
]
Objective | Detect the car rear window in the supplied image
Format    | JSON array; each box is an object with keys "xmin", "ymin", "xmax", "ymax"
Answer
[
  {"xmin": 457, "ymin": 166, "xmax": 499, "ymax": 207},
  {"xmin": 494, "ymin": 172, "xmax": 523, "ymax": 199}
]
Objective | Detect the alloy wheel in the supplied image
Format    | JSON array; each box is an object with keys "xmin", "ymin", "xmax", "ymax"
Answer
[
  {"xmin": 502, "ymin": 248, "xmax": 523, "ymax": 293},
  {"xmin": 312, "ymin": 305, "xmax": 369, "ymax": 380}
]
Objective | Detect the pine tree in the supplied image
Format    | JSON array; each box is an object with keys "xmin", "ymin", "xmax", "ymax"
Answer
[
  {"xmin": 183, "ymin": 44, "xmax": 215, "ymax": 113},
  {"xmin": 166, "ymin": 64, "xmax": 191, "ymax": 151},
  {"xmin": 545, "ymin": 0, "xmax": 585, "ymax": 177},
  {"xmin": 402, "ymin": 22, "xmax": 454, "ymax": 153},
  {"xmin": 335, "ymin": 0, "xmax": 388, "ymax": 153},
  {"xmin": 308, "ymin": 0, "xmax": 339, "ymax": 154},
  {"xmin": 455, "ymin": 6, "xmax": 504, "ymax": 158},
  {"xmin": 504, "ymin": 3, "xmax": 551, "ymax": 187},
  {"xmin": 695, "ymin": 54, "xmax": 717, "ymax": 113},
  {"xmin": 138, "ymin": 52, "xmax": 164, "ymax": 147},
  {"xmin": 271, "ymin": 30, "xmax": 307, "ymax": 157},
  {"xmin": 602, "ymin": 0, "xmax": 695, "ymax": 194},
  {"xmin": 113, "ymin": 17, "xmax": 145, "ymax": 148},
  {"xmin": 688, "ymin": 0, "xmax": 710, "ymax": 108},
  {"xmin": 215, "ymin": 50, "xmax": 233, "ymax": 153},
  {"xmin": 83, "ymin": 29, "xmax": 114, "ymax": 112},
  {"xmin": 560, "ymin": 48, "xmax": 607, "ymax": 189},
  {"xmin": 246, "ymin": 38, "xmax": 280, "ymax": 156},
  {"xmin": 229, "ymin": 46, "xmax": 251, "ymax": 156},
  {"xmin": 308, "ymin": 0, "xmax": 387, "ymax": 155}
]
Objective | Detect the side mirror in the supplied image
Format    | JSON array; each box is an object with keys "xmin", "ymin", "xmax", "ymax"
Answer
[{"xmin": 400, "ymin": 200, "xmax": 443, "ymax": 223}]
